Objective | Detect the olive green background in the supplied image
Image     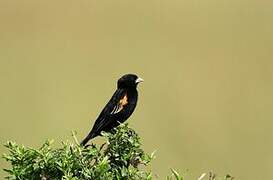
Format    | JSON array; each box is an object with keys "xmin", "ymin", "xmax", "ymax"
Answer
[{"xmin": 0, "ymin": 0, "xmax": 273, "ymax": 179}]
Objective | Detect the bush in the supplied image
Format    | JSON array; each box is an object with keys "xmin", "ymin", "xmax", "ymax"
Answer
[{"xmin": 2, "ymin": 124, "xmax": 233, "ymax": 180}]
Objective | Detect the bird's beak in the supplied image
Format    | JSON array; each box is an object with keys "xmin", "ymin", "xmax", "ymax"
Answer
[{"xmin": 135, "ymin": 77, "xmax": 144, "ymax": 84}]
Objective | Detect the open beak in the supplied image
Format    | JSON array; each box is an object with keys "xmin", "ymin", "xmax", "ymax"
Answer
[{"xmin": 135, "ymin": 77, "xmax": 144, "ymax": 84}]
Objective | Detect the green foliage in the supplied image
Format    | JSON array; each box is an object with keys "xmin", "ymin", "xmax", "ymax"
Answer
[
  {"xmin": 2, "ymin": 123, "xmax": 233, "ymax": 180},
  {"xmin": 3, "ymin": 124, "xmax": 152, "ymax": 180}
]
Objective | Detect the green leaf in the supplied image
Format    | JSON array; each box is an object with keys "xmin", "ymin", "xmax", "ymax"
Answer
[{"xmin": 171, "ymin": 168, "xmax": 183, "ymax": 180}]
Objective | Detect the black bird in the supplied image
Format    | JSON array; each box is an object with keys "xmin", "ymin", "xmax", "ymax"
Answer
[{"xmin": 81, "ymin": 74, "xmax": 144, "ymax": 146}]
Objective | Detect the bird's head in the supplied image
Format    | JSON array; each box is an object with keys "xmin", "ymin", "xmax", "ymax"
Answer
[{"xmin": 117, "ymin": 74, "xmax": 144, "ymax": 89}]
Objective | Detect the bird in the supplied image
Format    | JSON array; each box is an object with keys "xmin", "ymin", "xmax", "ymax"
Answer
[{"xmin": 81, "ymin": 74, "xmax": 144, "ymax": 146}]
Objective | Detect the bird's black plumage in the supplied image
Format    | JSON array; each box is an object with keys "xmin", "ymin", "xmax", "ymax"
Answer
[{"xmin": 81, "ymin": 74, "xmax": 143, "ymax": 146}]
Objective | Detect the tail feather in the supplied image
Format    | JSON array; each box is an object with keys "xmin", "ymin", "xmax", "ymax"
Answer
[{"xmin": 80, "ymin": 132, "xmax": 96, "ymax": 146}]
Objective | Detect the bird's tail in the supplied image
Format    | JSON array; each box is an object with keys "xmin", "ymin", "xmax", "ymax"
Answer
[{"xmin": 80, "ymin": 132, "xmax": 96, "ymax": 146}]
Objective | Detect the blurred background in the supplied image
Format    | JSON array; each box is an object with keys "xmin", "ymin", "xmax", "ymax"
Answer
[{"xmin": 0, "ymin": 0, "xmax": 273, "ymax": 179}]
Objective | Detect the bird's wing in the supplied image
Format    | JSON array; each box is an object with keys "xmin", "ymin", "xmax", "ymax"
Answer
[
  {"xmin": 110, "ymin": 92, "xmax": 128, "ymax": 115},
  {"xmin": 90, "ymin": 88, "xmax": 127, "ymax": 135}
]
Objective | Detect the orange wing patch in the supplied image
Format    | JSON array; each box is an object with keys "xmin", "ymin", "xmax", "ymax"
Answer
[
  {"xmin": 111, "ymin": 94, "xmax": 128, "ymax": 114},
  {"xmin": 119, "ymin": 94, "xmax": 128, "ymax": 106}
]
